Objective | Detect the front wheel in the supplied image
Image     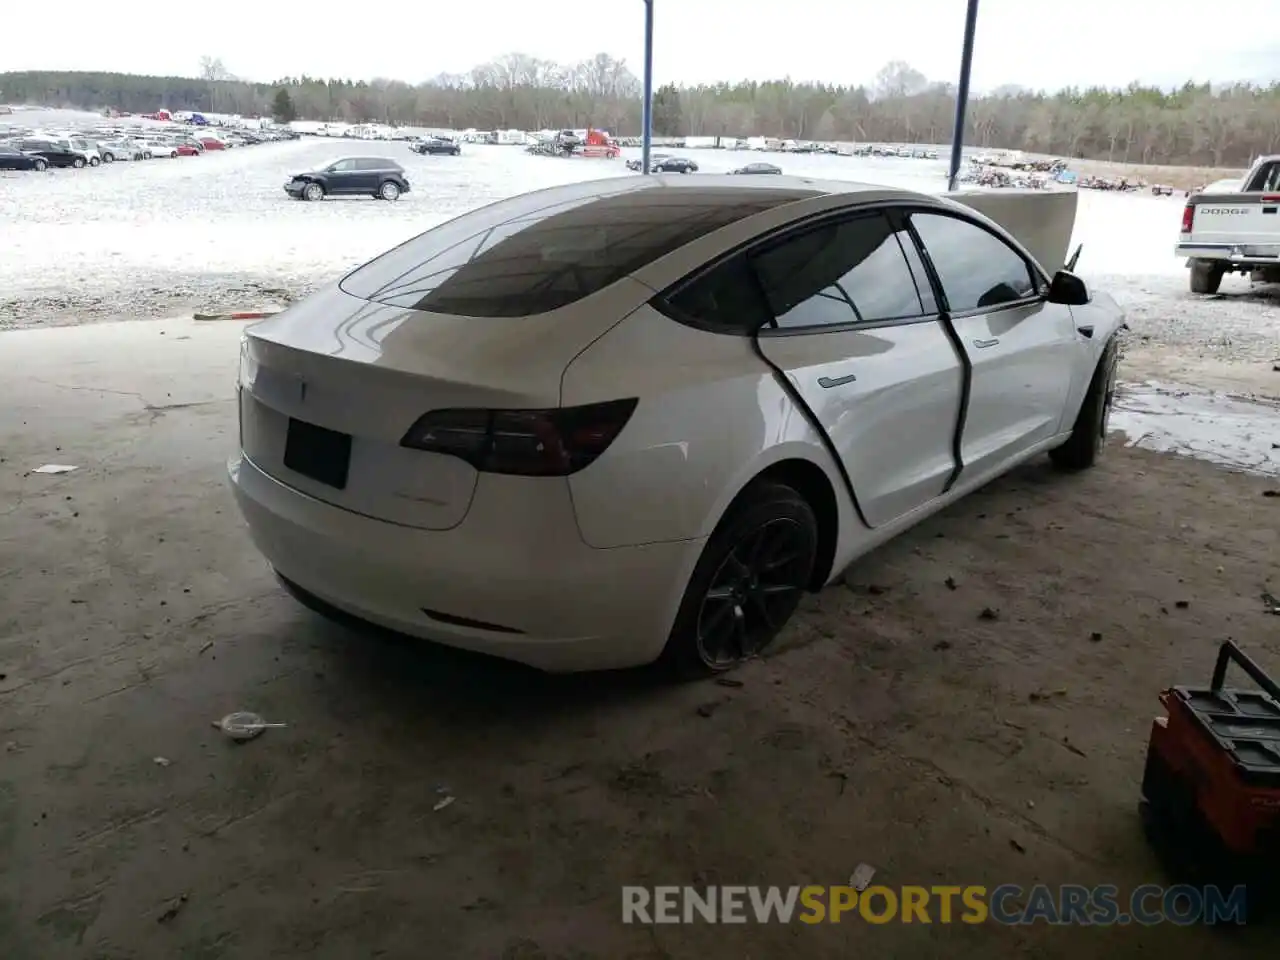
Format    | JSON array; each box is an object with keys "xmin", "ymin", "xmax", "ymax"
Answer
[
  {"xmin": 302, "ymin": 182, "xmax": 324, "ymax": 202},
  {"xmin": 88, "ymin": 156, "xmax": 100, "ymax": 167},
  {"xmin": 33, "ymin": 159, "xmax": 47, "ymax": 172},
  {"xmin": 1050, "ymin": 338, "xmax": 1118, "ymax": 471},
  {"xmin": 379, "ymin": 180, "xmax": 401, "ymax": 201},
  {"xmin": 1189, "ymin": 259, "xmax": 1224, "ymax": 294},
  {"xmin": 102, "ymin": 153, "xmax": 115, "ymax": 163},
  {"xmin": 661, "ymin": 481, "xmax": 818, "ymax": 677}
]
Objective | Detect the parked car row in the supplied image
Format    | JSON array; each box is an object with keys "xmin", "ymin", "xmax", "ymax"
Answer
[
  {"xmin": 622, "ymin": 155, "xmax": 782, "ymax": 176},
  {"xmin": 0, "ymin": 123, "xmax": 297, "ymax": 173}
]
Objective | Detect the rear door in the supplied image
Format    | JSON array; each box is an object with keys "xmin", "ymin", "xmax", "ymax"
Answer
[
  {"xmin": 671, "ymin": 211, "xmax": 964, "ymax": 528},
  {"xmin": 354, "ymin": 158, "xmax": 384, "ymax": 190},
  {"xmin": 907, "ymin": 210, "xmax": 1078, "ymax": 484}
]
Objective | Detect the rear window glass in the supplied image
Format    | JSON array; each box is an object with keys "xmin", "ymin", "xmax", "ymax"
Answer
[{"xmin": 338, "ymin": 181, "xmax": 815, "ymax": 317}]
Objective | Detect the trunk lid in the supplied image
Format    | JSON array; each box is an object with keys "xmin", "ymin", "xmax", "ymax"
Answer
[{"xmin": 238, "ymin": 280, "xmax": 647, "ymax": 530}]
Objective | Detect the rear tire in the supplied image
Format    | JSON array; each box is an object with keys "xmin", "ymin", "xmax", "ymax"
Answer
[
  {"xmin": 379, "ymin": 180, "xmax": 401, "ymax": 201},
  {"xmin": 33, "ymin": 159, "xmax": 47, "ymax": 172},
  {"xmin": 660, "ymin": 481, "xmax": 818, "ymax": 678},
  {"xmin": 1189, "ymin": 259, "xmax": 1224, "ymax": 294},
  {"xmin": 1050, "ymin": 338, "xmax": 1118, "ymax": 472},
  {"xmin": 88, "ymin": 156, "xmax": 100, "ymax": 167},
  {"xmin": 72, "ymin": 157, "xmax": 86, "ymax": 169},
  {"xmin": 102, "ymin": 153, "xmax": 115, "ymax": 163}
]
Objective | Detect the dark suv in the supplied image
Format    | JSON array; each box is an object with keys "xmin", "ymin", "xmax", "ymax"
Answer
[
  {"xmin": 17, "ymin": 139, "xmax": 84, "ymax": 168},
  {"xmin": 284, "ymin": 157, "xmax": 411, "ymax": 201},
  {"xmin": 411, "ymin": 137, "xmax": 460, "ymax": 156}
]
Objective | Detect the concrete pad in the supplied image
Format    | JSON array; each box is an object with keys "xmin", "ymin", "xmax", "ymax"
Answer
[{"xmin": 1, "ymin": 320, "xmax": 1277, "ymax": 958}]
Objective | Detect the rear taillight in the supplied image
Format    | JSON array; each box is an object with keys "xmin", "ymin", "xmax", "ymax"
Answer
[
  {"xmin": 399, "ymin": 399, "xmax": 638, "ymax": 477},
  {"xmin": 1181, "ymin": 204, "xmax": 1195, "ymax": 234}
]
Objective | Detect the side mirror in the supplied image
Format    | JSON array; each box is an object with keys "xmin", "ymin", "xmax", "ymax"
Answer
[{"xmin": 1048, "ymin": 269, "xmax": 1090, "ymax": 306}]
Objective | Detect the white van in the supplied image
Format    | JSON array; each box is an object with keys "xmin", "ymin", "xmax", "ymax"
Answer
[{"xmin": 53, "ymin": 136, "xmax": 101, "ymax": 166}]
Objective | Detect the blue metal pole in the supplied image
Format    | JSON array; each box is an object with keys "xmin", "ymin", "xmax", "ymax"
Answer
[
  {"xmin": 947, "ymin": 0, "xmax": 980, "ymax": 191},
  {"xmin": 641, "ymin": 0, "xmax": 654, "ymax": 174}
]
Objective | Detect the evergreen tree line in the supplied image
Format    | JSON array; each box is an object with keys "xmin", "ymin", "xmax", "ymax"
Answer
[{"xmin": 2, "ymin": 55, "xmax": 1277, "ymax": 168}]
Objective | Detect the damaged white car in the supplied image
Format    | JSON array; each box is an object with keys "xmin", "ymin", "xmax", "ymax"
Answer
[{"xmin": 229, "ymin": 175, "xmax": 1124, "ymax": 675}]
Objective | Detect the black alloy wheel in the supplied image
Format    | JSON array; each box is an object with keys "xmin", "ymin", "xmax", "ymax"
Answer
[
  {"xmin": 1098, "ymin": 351, "xmax": 1118, "ymax": 441},
  {"xmin": 662, "ymin": 480, "xmax": 818, "ymax": 677},
  {"xmin": 695, "ymin": 516, "xmax": 813, "ymax": 668}
]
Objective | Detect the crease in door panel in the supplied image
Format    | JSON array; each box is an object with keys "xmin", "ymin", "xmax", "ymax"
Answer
[
  {"xmin": 901, "ymin": 216, "xmax": 970, "ymax": 494},
  {"xmin": 742, "ymin": 261, "xmax": 873, "ymax": 529}
]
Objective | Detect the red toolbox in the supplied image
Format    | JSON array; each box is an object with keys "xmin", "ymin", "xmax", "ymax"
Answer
[{"xmin": 1141, "ymin": 642, "xmax": 1280, "ymax": 904}]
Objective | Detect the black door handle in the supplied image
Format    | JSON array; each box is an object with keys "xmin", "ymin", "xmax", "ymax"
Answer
[
  {"xmin": 1077, "ymin": 325, "xmax": 1094, "ymax": 338},
  {"xmin": 817, "ymin": 374, "xmax": 857, "ymax": 389}
]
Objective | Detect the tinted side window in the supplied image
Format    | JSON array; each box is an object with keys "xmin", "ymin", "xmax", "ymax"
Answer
[
  {"xmin": 910, "ymin": 213, "xmax": 1035, "ymax": 312},
  {"xmin": 330, "ymin": 160, "xmax": 355, "ymax": 172},
  {"xmin": 896, "ymin": 227, "xmax": 938, "ymax": 314},
  {"xmin": 665, "ymin": 254, "xmax": 772, "ymax": 333},
  {"xmin": 752, "ymin": 214, "xmax": 926, "ymax": 328}
]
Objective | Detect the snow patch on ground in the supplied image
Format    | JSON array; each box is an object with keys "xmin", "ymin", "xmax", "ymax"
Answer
[
  {"xmin": 2, "ymin": 130, "xmax": 1278, "ymax": 475},
  {"xmin": 1112, "ymin": 381, "xmax": 1280, "ymax": 477}
]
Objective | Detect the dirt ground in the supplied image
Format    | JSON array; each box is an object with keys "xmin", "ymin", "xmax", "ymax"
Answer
[
  {"xmin": 1049, "ymin": 158, "xmax": 1244, "ymax": 191},
  {"xmin": 2, "ymin": 319, "xmax": 1279, "ymax": 959}
]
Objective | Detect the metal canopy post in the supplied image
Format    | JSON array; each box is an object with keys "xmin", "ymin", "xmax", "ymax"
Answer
[
  {"xmin": 641, "ymin": 0, "xmax": 654, "ymax": 174},
  {"xmin": 947, "ymin": 0, "xmax": 980, "ymax": 191}
]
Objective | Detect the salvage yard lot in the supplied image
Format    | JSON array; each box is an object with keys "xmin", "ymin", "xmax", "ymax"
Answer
[
  {"xmin": 1, "ymin": 318, "xmax": 1277, "ymax": 959},
  {"xmin": 2, "ymin": 126, "xmax": 1280, "ymax": 958}
]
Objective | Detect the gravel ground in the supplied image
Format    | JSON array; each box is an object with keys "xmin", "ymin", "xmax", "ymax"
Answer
[{"xmin": 1, "ymin": 135, "xmax": 1277, "ymax": 396}]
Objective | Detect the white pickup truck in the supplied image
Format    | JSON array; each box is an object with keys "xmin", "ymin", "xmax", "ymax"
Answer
[{"xmin": 1175, "ymin": 154, "xmax": 1280, "ymax": 293}]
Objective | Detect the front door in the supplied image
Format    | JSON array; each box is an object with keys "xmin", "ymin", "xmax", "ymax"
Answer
[
  {"xmin": 747, "ymin": 213, "xmax": 965, "ymax": 527},
  {"xmin": 908, "ymin": 211, "xmax": 1077, "ymax": 483},
  {"xmin": 326, "ymin": 159, "xmax": 359, "ymax": 194}
]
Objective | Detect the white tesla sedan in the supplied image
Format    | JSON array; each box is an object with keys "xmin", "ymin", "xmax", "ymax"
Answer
[{"xmin": 229, "ymin": 175, "xmax": 1124, "ymax": 675}]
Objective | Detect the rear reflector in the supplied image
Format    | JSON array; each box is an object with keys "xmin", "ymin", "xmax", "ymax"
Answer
[
  {"xmin": 399, "ymin": 399, "xmax": 638, "ymax": 476},
  {"xmin": 1181, "ymin": 204, "xmax": 1195, "ymax": 234}
]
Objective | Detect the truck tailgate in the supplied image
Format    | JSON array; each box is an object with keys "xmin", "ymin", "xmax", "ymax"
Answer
[{"xmin": 1186, "ymin": 194, "xmax": 1280, "ymax": 250}]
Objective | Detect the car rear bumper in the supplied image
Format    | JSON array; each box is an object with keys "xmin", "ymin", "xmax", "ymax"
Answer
[
  {"xmin": 1177, "ymin": 242, "xmax": 1280, "ymax": 265},
  {"xmin": 227, "ymin": 453, "xmax": 702, "ymax": 672}
]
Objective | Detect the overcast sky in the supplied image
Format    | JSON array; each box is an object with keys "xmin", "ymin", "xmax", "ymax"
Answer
[{"xmin": 5, "ymin": 0, "xmax": 1278, "ymax": 91}]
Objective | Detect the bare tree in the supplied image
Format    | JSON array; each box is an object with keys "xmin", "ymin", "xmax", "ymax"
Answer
[
  {"xmin": 198, "ymin": 56, "xmax": 232, "ymax": 82},
  {"xmin": 7, "ymin": 56, "xmax": 1280, "ymax": 169}
]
